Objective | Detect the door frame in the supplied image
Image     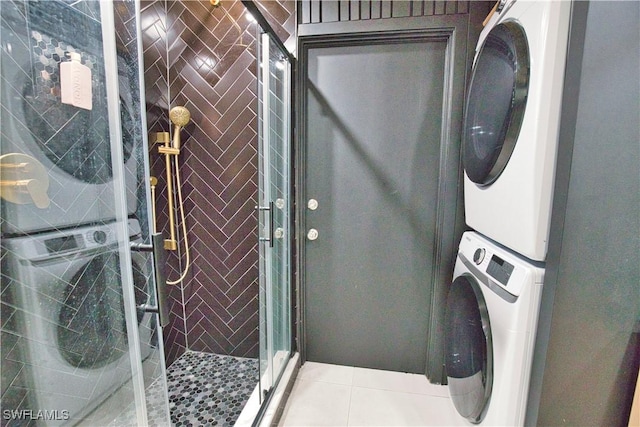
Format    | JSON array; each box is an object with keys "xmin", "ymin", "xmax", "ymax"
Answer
[{"xmin": 295, "ymin": 15, "xmax": 469, "ymax": 381}]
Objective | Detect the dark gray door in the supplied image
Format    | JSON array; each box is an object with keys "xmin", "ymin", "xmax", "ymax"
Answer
[{"xmin": 300, "ymin": 27, "xmax": 465, "ymax": 374}]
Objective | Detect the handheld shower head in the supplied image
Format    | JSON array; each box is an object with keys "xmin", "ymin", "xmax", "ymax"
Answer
[
  {"xmin": 169, "ymin": 106, "xmax": 191, "ymax": 128},
  {"xmin": 169, "ymin": 106, "xmax": 191, "ymax": 150}
]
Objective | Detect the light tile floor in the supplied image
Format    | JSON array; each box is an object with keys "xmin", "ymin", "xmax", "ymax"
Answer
[{"xmin": 278, "ymin": 362, "xmax": 463, "ymax": 427}]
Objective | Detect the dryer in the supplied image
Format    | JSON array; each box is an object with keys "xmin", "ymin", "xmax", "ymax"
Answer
[
  {"xmin": 444, "ymin": 231, "xmax": 544, "ymax": 425},
  {"xmin": 462, "ymin": 0, "xmax": 571, "ymax": 261},
  {"xmin": 1, "ymin": 219, "xmax": 155, "ymax": 426},
  {"xmin": 0, "ymin": 0, "xmax": 139, "ymax": 234}
]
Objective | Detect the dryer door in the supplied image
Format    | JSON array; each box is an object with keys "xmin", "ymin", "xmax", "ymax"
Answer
[
  {"xmin": 462, "ymin": 21, "xmax": 529, "ymax": 186},
  {"xmin": 445, "ymin": 273, "xmax": 493, "ymax": 423}
]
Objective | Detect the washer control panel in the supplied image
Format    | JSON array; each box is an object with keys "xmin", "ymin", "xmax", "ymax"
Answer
[
  {"xmin": 459, "ymin": 232, "xmax": 540, "ymax": 297},
  {"xmin": 7, "ymin": 220, "xmax": 142, "ymax": 262},
  {"xmin": 486, "ymin": 254, "xmax": 515, "ymax": 287},
  {"xmin": 43, "ymin": 233, "xmax": 84, "ymax": 254}
]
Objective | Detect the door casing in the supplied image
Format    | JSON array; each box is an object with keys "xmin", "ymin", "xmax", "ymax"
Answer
[{"xmin": 296, "ymin": 15, "xmax": 470, "ymax": 382}]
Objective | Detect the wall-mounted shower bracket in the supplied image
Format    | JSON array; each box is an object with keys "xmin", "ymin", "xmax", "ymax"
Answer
[
  {"xmin": 158, "ymin": 145, "xmax": 180, "ymax": 156},
  {"xmin": 153, "ymin": 131, "xmax": 170, "ymax": 144},
  {"xmin": 157, "ymin": 131, "xmax": 179, "ymax": 250},
  {"xmin": 154, "ymin": 107, "xmax": 192, "ymax": 284},
  {"xmin": 164, "ymin": 239, "xmax": 178, "ymax": 251}
]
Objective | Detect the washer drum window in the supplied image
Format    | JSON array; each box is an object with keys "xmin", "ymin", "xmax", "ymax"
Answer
[
  {"xmin": 57, "ymin": 253, "xmax": 148, "ymax": 369},
  {"xmin": 445, "ymin": 274, "xmax": 493, "ymax": 423}
]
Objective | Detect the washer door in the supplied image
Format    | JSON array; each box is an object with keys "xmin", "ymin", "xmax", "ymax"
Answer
[
  {"xmin": 57, "ymin": 252, "xmax": 148, "ymax": 369},
  {"xmin": 445, "ymin": 273, "xmax": 493, "ymax": 423},
  {"xmin": 462, "ymin": 21, "xmax": 529, "ymax": 186}
]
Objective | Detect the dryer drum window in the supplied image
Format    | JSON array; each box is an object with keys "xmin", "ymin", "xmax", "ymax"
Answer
[
  {"xmin": 445, "ymin": 274, "xmax": 493, "ymax": 423},
  {"xmin": 57, "ymin": 253, "xmax": 148, "ymax": 369},
  {"xmin": 463, "ymin": 21, "xmax": 530, "ymax": 186},
  {"xmin": 22, "ymin": 77, "xmax": 135, "ymax": 185}
]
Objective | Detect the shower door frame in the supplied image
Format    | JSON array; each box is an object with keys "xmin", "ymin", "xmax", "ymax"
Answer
[
  {"xmin": 256, "ymin": 25, "xmax": 296, "ymax": 406},
  {"xmin": 102, "ymin": 2, "xmax": 172, "ymax": 423},
  {"xmin": 0, "ymin": 0, "xmax": 172, "ymax": 424}
]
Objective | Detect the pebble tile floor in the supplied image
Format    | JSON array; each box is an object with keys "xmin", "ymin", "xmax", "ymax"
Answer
[
  {"xmin": 164, "ymin": 352, "xmax": 259, "ymax": 426},
  {"xmin": 127, "ymin": 351, "xmax": 259, "ymax": 427},
  {"xmin": 111, "ymin": 351, "xmax": 258, "ymax": 426}
]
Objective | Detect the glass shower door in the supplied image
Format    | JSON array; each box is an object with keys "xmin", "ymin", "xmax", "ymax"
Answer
[
  {"xmin": 0, "ymin": 1, "xmax": 171, "ymax": 425},
  {"xmin": 257, "ymin": 31, "xmax": 292, "ymax": 400}
]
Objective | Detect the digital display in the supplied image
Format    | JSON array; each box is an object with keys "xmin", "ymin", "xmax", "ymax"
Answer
[
  {"xmin": 45, "ymin": 235, "xmax": 80, "ymax": 254},
  {"xmin": 487, "ymin": 255, "xmax": 514, "ymax": 286}
]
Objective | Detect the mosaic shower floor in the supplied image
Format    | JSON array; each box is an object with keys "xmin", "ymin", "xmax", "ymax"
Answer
[
  {"xmin": 107, "ymin": 351, "xmax": 259, "ymax": 426},
  {"xmin": 166, "ymin": 351, "xmax": 260, "ymax": 426}
]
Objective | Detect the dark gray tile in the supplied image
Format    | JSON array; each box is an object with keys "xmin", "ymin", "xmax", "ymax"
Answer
[
  {"xmin": 143, "ymin": 0, "xmax": 293, "ymax": 361},
  {"xmin": 164, "ymin": 352, "xmax": 259, "ymax": 426}
]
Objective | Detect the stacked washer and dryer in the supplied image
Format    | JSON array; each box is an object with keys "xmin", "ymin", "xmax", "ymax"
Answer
[
  {"xmin": 444, "ymin": 0, "xmax": 571, "ymax": 425},
  {"xmin": 0, "ymin": 2, "xmax": 153, "ymax": 425}
]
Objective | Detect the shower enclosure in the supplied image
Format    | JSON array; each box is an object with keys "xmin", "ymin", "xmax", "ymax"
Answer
[{"xmin": 0, "ymin": 0, "xmax": 293, "ymax": 425}]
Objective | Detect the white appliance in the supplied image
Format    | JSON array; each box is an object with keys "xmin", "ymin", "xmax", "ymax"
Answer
[
  {"xmin": 2, "ymin": 220, "xmax": 154, "ymax": 426},
  {"xmin": 0, "ymin": 5, "xmax": 139, "ymax": 234},
  {"xmin": 462, "ymin": 0, "xmax": 571, "ymax": 261},
  {"xmin": 444, "ymin": 231, "xmax": 544, "ymax": 425}
]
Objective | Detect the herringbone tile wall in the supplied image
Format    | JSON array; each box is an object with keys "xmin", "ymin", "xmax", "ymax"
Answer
[{"xmin": 141, "ymin": 0, "xmax": 294, "ymax": 366}]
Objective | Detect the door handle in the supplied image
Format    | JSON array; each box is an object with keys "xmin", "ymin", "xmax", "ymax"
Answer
[
  {"xmin": 131, "ymin": 232, "xmax": 170, "ymax": 328},
  {"xmin": 257, "ymin": 201, "xmax": 274, "ymax": 247},
  {"xmin": 307, "ymin": 228, "xmax": 319, "ymax": 241}
]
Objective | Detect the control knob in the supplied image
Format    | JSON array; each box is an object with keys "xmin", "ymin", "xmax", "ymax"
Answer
[
  {"xmin": 473, "ymin": 248, "xmax": 486, "ymax": 265},
  {"xmin": 93, "ymin": 230, "xmax": 107, "ymax": 244}
]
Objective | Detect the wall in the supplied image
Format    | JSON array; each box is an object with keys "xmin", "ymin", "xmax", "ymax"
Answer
[
  {"xmin": 526, "ymin": 1, "xmax": 640, "ymax": 425},
  {"xmin": 140, "ymin": 0, "xmax": 294, "ymax": 365},
  {"xmin": 299, "ymin": 0, "xmax": 473, "ymax": 23}
]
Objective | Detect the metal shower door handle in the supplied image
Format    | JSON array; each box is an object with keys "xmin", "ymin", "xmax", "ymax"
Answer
[
  {"xmin": 131, "ymin": 232, "xmax": 170, "ymax": 328},
  {"xmin": 257, "ymin": 201, "xmax": 274, "ymax": 247}
]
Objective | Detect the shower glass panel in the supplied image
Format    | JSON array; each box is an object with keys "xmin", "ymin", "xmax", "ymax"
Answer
[
  {"xmin": 257, "ymin": 31, "xmax": 292, "ymax": 400},
  {"xmin": 0, "ymin": 1, "xmax": 171, "ymax": 425}
]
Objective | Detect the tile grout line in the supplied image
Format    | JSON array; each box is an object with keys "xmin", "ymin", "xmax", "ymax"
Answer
[
  {"xmin": 349, "ymin": 384, "xmax": 451, "ymax": 398},
  {"xmin": 346, "ymin": 382, "xmax": 354, "ymax": 427}
]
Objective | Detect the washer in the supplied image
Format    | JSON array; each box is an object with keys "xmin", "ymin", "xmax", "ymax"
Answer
[
  {"xmin": 444, "ymin": 231, "xmax": 544, "ymax": 425},
  {"xmin": 462, "ymin": 0, "xmax": 571, "ymax": 261},
  {"xmin": 2, "ymin": 219, "xmax": 154, "ymax": 426},
  {"xmin": 0, "ymin": 1, "xmax": 139, "ymax": 234}
]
